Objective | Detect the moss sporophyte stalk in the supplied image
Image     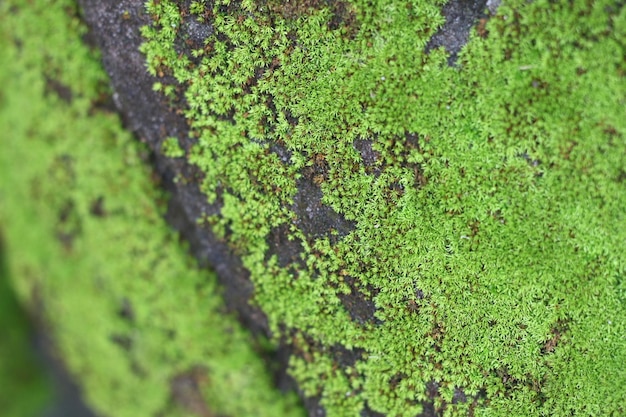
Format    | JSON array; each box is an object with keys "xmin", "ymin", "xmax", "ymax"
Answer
[{"xmin": 141, "ymin": 0, "xmax": 626, "ymax": 415}]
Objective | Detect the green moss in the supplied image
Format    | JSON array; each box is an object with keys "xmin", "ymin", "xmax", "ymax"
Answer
[
  {"xmin": 141, "ymin": 0, "xmax": 626, "ymax": 415},
  {"xmin": 0, "ymin": 240, "xmax": 51, "ymax": 417},
  {"xmin": 162, "ymin": 136, "xmax": 186, "ymax": 158},
  {"xmin": 0, "ymin": 1, "xmax": 304, "ymax": 417}
]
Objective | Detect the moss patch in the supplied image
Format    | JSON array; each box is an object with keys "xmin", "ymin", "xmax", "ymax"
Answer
[
  {"xmin": 141, "ymin": 0, "xmax": 626, "ymax": 415},
  {"xmin": 0, "ymin": 1, "xmax": 304, "ymax": 417}
]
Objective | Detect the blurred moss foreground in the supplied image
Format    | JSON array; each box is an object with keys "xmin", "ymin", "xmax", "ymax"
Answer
[
  {"xmin": 0, "ymin": 1, "xmax": 304, "ymax": 417},
  {"xmin": 0, "ymin": 239, "xmax": 51, "ymax": 417}
]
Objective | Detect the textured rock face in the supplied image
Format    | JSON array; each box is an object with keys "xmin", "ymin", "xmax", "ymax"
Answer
[{"xmin": 4, "ymin": 0, "xmax": 625, "ymax": 416}]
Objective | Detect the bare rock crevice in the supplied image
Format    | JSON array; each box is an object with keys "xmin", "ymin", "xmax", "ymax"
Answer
[{"xmin": 425, "ymin": 0, "xmax": 499, "ymax": 65}]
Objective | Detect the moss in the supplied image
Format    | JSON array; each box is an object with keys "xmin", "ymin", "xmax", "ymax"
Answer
[
  {"xmin": 0, "ymin": 239, "xmax": 51, "ymax": 417},
  {"xmin": 0, "ymin": 1, "xmax": 304, "ymax": 417},
  {"xmin": 162, "ymin": 136, "xmax": 187, "ymax": 158},
  {"xmin": 141, "ymin": 0, "xmax": 626, "ymax": 415}
]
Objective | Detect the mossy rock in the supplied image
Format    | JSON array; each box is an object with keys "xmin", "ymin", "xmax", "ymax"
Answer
[{"xmin": 2, "ymin": 0, "xmax": 625, "ymax": 416}]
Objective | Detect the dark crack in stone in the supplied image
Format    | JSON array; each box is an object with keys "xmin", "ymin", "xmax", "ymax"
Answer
[
  {"xmin": 266, "ymin": 223, "xmax": 305, "ymax": 268},
  {"xmin": 329, "ymin": 344, "xmax": 365, "ymax": 367},
  {"xmin": 269, "ymin": 141, "xmax": 293, "ymax": 164},
  {"xmin": 425, "ymin": 0, "xmax": 496, "ymax": 65},
  {"xmin": 353, "ymin": 139, "xmax": 381, "ymax": 176},
  {"xmin": 337, "ymin": 276, "xmax": 381, "ymax": 326},
  {"xmin": 292, "ymin": 167, "xmax": 356, "ymax": 244}
]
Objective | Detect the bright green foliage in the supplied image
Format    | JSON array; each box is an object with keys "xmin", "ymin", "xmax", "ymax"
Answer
[
  {"xmin": 0, "ymin": 1, "xmax": 304, "ymax": 417},
  {"xmin": 141, "ymin": 0, "xmax": 626, "ymax": 415},
  {"xmin": 162, "ymin": 136, "xmax": 186, "ymax": 158}
]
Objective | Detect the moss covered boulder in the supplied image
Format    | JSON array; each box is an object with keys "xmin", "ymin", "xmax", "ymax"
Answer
[{"xmin": 2, "ymin": 0, "xmax": 625, "ymax": 416}]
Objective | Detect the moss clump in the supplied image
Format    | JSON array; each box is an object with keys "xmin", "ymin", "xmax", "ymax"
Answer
[
  {"xmin": 0, "ymin": 1, "xmax": 304, "ymax": 417},
  {"xmin": 162, "ymin": 136, "xmax": 187, "ymax": 158},
  {"xmin": 141, "ymin": 0, "xmax": 626, "ymax": 415}
]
